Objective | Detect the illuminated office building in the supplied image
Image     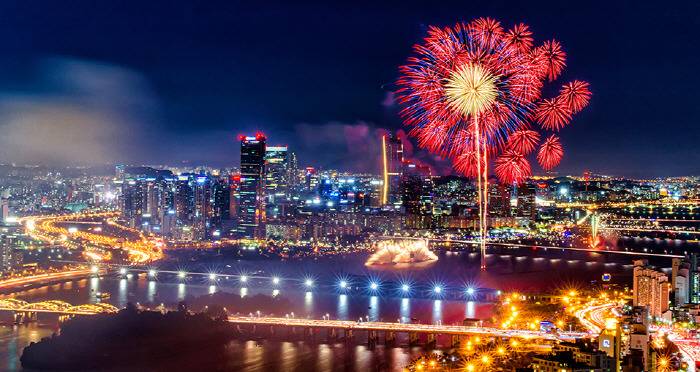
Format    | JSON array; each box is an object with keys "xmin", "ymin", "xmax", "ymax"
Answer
[
  {"xmin": 265, "ymin": 145, "xmax": 289, "ymax": 219},
  {"xmin": 381, "ymin": 134, "xmax": 403, "ymax": 206},
  {"xmin": 238, "ymin": 134, "xmax": 266, "ymax": 239}
]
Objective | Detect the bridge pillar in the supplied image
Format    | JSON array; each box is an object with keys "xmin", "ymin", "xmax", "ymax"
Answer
[
  {"xmin": 368, "ymin": 330, "xmax": 379, "ymax": 349},
  {"xmin": 304, "ymin": 327, "xmax": 316, "ymax": 342},
  {"xmin": 408, "ymin": 332, "xmax": 419, "ymax": 346},
  {"xmin": 328, "ymin": 328, "xmax": 338, "ymax": 342},
  {"xmin": 451, "ymin": 335, "xmax": 461, "ymax": 348},
  {"xmin": 269, "ymin": 325, "xmax": 276, "ymax": 337},
  {"xmin": 251, "ymin": 324, "xmax": 257, "ymax": 334},
  {"xmin": 385, "ymin": 331, "xmax": 396, "ymax": 346},
  {"xmin": 426, "ymin": 333, "xmax": 437, "ymax": 348},
  {"xmin": 13, "ymin": 312, "xmax": 22, "ymax": 325},
  {"xmin": 29, "ymin": 312, "xmax": 38, "ymax": 322},
  {"xmin": 344, "ymin": 329, "xmax": 354, "ymax": 343}
]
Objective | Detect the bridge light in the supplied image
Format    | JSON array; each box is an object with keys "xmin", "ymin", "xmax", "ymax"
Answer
[
  {"xmin": 178, "ymin": 271, "xmax": 186, "ymax": 279},
  {"xmin": 369, "ymin": 282, "xmax": 379, "ymax": 290},
  {"xmin": 90, "ymin": 265, "xmax": 99, "ymax": 274},
  {"xmin": 401, "ymin": 284, "xmax": 410, "ymax": 292},
  {"xmin": 339, "ymin": 280, "xmax": 348, "ymax": 289},
  {"xmin": 209, "ymin": 273, "xmax": 217, "ymax": 281},
  {"xmin": 434, "ymin": 285, "xmax": 442, "ymax": 294},
  {"xmin": 304, "ymin": 279, "xmax": 314, "ymax": 287},
  {"xmin": 240, "ymin": 275, "xmax": 248, "ymax": 283},
  {"xmin": 148, "ymin": 269, "xmax": 156, "ymax": 277},
  {"xmin": 466, "ymin": 287, "xmax": 475, "ymax": 296},
  {"xmin": 272, "ymin": 277, "xmax": 280, "ymax": 285},
  {"xmin": 119, "ymin": 267, "xmax": 127, "ymax": 275}
]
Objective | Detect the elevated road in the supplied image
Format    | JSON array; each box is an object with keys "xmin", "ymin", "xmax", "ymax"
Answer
[{"xmin": 227, "ymin": 316, "xmax": 588, "ymax": 341}]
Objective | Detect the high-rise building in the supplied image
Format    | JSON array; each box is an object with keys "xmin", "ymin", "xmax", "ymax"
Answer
[
  {"xmin": 401, "ymin": 161, "xmax": 433, "ymax": 229},
  {"xmin": 516, "ymin": 182, "xmax": 537, "ymax": 221},
  {"xmin": 238, "ymin": 134, "xmax": 266, "ymax": 239},
  {"xmin": 690, "ymin": 253, "xmax": 700, "ymax": 304},
  {"xmin": 0, "ymin": 235, "xmax": 22, "ymax": 274},
  {"xmin": 120, "ymin": 179, "xmax": 147, "ymax": 228},
  {"xmin": 193, "ymin": 175, "xmax": 212, "ymax": 240},
  {"xmin": 265, "ymin": 145, "xmax": 289, "ymax": 219},
  {"xmin": 632, "ymin": 260, "xmax": 670, "ymax": 318},
  {"xmin": 401, "ymin": 162, "xmax": 432, "ymax": 214},
  {"xmin": 381, "ymin": 134, "xmax": 403, "ymax": 206},
  {"xmin": 0, "ymin": 196, "xmax": 9, "ymax": 225},
  {"xmin": 488, "ymin": 181, "xmax": 512, "ymax": 218}
]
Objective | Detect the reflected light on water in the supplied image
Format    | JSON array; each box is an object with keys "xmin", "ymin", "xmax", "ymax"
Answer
[
  {"xmin": 337, "ymin": 295, "xmax": 348, "ymax": 320},
  {"xmin": 432, "ymin": 300, "xmax": 442, "ymax": 324},
  {"xmin": 147, "ymin": 280, "xmax": 156, "ymax": 303},
  {"xmin": 117, "ymin": 279, "xmax": 127, "ymax": 307},
  {"xmin": 304, "ymin": 291, "xmax": 313, "ymax": 315},
  {"xmin": 368, "ymin": 296, "xmax": 378, "ymax": 321},
  {"xmin": 177, "ymin": 283, "xmax": 186, "ymax": 301},
  {"xmin": 400, "ymin": 298, "xmax": 410, "ymax": 322}
]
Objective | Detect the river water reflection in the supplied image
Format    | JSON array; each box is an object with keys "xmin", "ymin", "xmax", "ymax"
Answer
[{"xmin": 0, "ymin": 248, "xmax": 668, "ymax": 371}]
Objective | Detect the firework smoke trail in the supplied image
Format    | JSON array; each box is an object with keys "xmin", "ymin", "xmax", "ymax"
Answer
[{"xmin": 396, "ymin": 18, "xmax": 590, "ymax": 270}]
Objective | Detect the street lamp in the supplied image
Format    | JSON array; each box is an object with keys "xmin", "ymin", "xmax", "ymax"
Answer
[
  {"xmin": 434, "ymin": 285, "xmax": 442, "ymax": 294},
  {"xmin": 304, "ymin": 279, "xmax": 314, "ymax": 288},
  {"xmin": 339, "ymin": 280, "xmax": 348, "ymax": 289},
  {"xmin": 240, "ymin": 275, "xmax": 248, "ymax": 283},
  {"xmin": 148, "ymin": 269, "xmax": 156, "ymax": 278},
  {"xmin": 178, "ymin": 271, "xmax": 186, "ymax": 279},
  {"xmin": 369, "ymin": 282, "xmax": 378, "ymax": 290},
  {"xmin": 272, "ymin": 277, "xmax": 280, "ymax": 285}
]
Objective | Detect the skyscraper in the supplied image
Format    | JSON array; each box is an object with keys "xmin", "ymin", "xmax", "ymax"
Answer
[
  {"xmin": 690, "ymin": 253, "xmax": 700, "ymax": 304},
  {"xmin": 516, "ymin": 182, "xmax": 537, "ymax": 221},
  {"xmin": 265, "ymin": 145, "xmax": 289, "ymax": 219},
  {"xmin": 238, "ymin": 134, "xmax": 266, "ymax": 239},
  {"xmin": 632, "ymin": 260, "xmax": 670, "ymax": 318},
  {"xmin": 0, "ymin": 195, "xmax": 9, "ymax": 225},
  {"xmin": 381, "ymin": 134, "xmax": 403, "ymax": 206}
]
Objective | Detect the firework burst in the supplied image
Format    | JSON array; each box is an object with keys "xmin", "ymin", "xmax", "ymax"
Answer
[
  {"xmin": 537, "ymin": 134, "xmax": 564, "ymax": 170},
  {"xmin": 396, "ymin": 17, "xmax": 589, "ymax": 269}
]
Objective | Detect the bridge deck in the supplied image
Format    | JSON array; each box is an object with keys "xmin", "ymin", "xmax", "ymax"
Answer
[{"xmin": 227, "ymin": 316, "xmax": 588, "ymax": 340}]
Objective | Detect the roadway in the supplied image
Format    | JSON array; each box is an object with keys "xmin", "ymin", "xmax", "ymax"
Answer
[
  {"xmin": 0, "ymin": 268, "xmax": 98, "ymax": 292},
  {"xmin": 227, "ymin": 316, "xmax": 588, "ymax": 341}
]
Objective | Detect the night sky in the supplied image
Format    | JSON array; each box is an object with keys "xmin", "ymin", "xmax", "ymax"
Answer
[{"xmin": 0, "ymin": 1, "xmax": 698, "ymax": 177}]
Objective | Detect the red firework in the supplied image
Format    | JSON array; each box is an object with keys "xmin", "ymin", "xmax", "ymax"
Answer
[
  {"xmin": 560, "ymin": 80, "xmax": 591, "ymax": 113},
  {"xmin": 535, "ymin": 97, "xmax": 572, "ymax": 131},
  {"xmin": 537, "ymin": 135, "xmax": 564, "ymax": 170},
  {"xmin": 495, "ymin": 149, "xmax": 532, "ymax": 185},
  {"xmin": 505, "ymin": 23, "xmax": 534, "ymax": 52},
  {"xmin": 539, "ymin": 40, "xmax": 567, "ymax": 81},
  {"xmin": 507, "ymin": 129, "xmax": 540, "ymax": 155},
  {"xmin": 396, "ymin": 17, "xmax": 590, "ymax": 184}
]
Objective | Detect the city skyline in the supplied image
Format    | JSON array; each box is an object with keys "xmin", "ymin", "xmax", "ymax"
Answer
[{"xmin": 0, "ymin": 1, "xmax": 698, "ymax": 177}]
